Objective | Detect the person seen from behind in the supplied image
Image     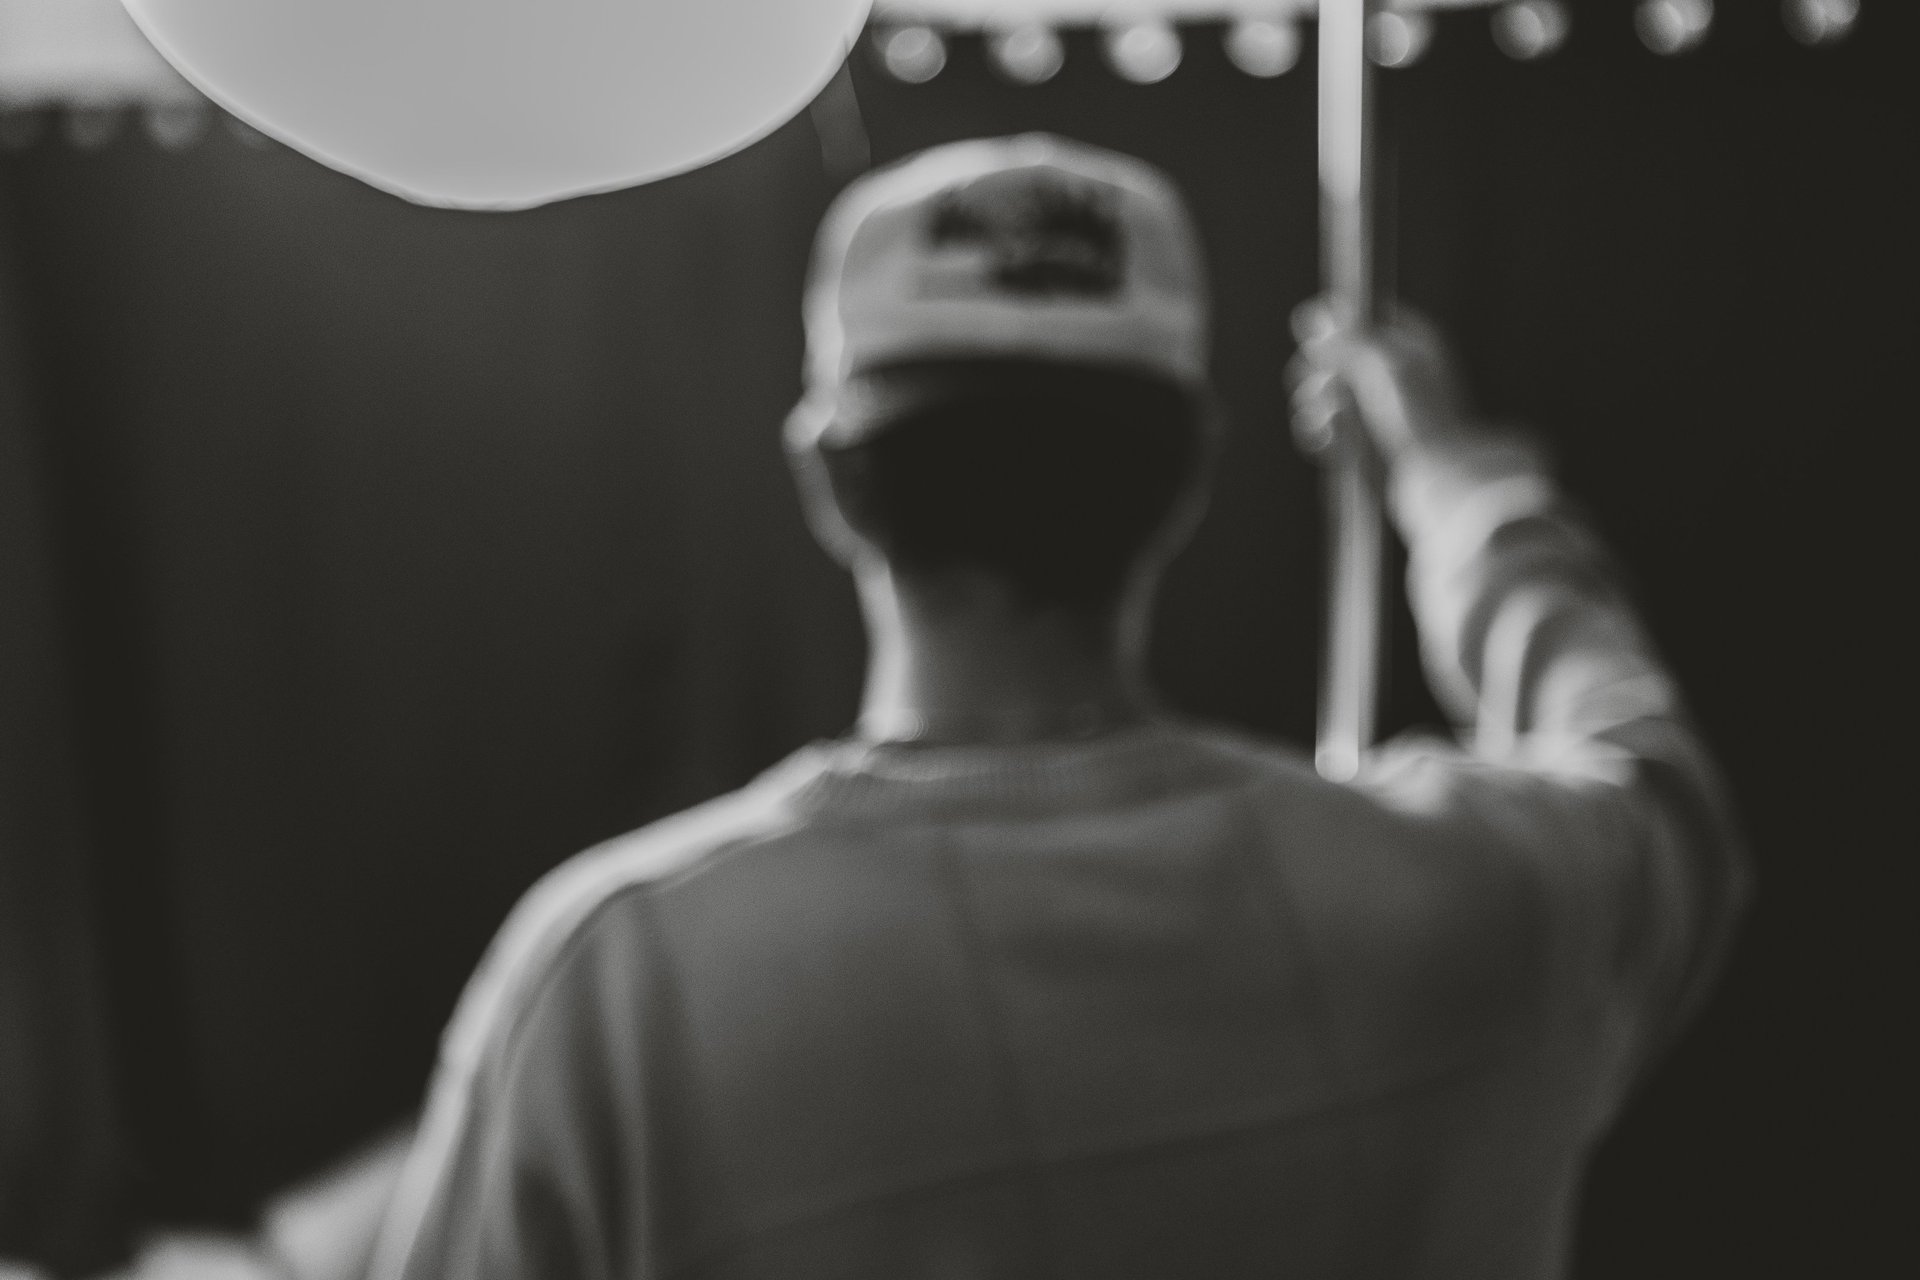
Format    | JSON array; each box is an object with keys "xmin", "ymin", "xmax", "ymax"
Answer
[{"xmin": 371, "ymin": 134, "xmax": 1750, "ymax": 1279}]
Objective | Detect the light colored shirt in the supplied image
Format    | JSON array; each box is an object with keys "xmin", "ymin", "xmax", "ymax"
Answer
[{"xmin": 371, "ymin": 439, "xmax": 1748, "ymax": 1279}]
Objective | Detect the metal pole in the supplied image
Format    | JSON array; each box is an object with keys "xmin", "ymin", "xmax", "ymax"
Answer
[{"xmin": 1313, "ymin": 0, "xmax": 1388, "ymax": 782}]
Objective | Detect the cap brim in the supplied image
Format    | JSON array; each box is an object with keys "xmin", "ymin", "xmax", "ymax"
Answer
[{"xmin": 800, "ymin": 358, "xmax": 1199, "ymax": 450}]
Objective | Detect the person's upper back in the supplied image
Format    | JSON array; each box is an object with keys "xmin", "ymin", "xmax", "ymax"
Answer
[
  {"xmin": 377, "ymin": 707, "xmax": 1725, "ymax": 1280},
  {"xmin": 372, "ymin": 423, "xmax": 1748, "ymax": 1280}
]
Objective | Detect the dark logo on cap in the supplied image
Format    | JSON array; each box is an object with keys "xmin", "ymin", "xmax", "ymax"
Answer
[{"xmin": 924, "ymin": 176, "xmax": 1126, "ymax": 299}]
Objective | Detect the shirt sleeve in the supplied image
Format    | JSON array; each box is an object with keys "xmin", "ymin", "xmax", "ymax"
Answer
[
  {"xmin": 1367, "ymin": 432, "xmax": 1752, "ymax": 1094},
  {"xmin": 366, "ymin": 882, "xmax": 655, "ymax": 1280}
]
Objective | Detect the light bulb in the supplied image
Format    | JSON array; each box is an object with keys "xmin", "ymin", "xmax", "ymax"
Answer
[
  {"xmin": 1105, "ymin": 22, "xmax": 1183, "ymax": 85},
  {"xmin": 1492, "ymin": 1, "xmax": 1572, "ymax": 61},
  {"xmin": 63, "ymin": 107, "xmax": 121, "ymax": 150},
  {"xmin": 1226, "ymin": 18, "xmax": 1302, "ymax": 78},
  {"xmin": 1782, "ymin": 0, "xmax": 1859, "ymax": 46},
  {"xmin": 990, "ymin": 25, "xmax": 1066, "ymax": 85},
  {"xmin": 1636, "ymin": 0, "xmax": 1714, "ymax": 56},
  {"xmin": 1367, "ymin": 11, "xmax": 1434, "ymax": 68},
  {"xmin": 875, "ymin": 26, "xmax": 947, "ymax": 84}
]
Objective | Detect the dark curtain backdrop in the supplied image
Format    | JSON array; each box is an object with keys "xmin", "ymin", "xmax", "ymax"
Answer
[
  {"xmin": 0, "ymin": 3, "xmax": 1906, "ymax": 1274},
  {"xmin": 0, "ymin": 184, "xmax": 127, "ymax": 1272}
]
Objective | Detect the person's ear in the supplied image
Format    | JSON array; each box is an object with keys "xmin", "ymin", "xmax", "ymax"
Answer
[{"xmin": 783, "ymin": 404, "xmax": 869, "ymax": 569}]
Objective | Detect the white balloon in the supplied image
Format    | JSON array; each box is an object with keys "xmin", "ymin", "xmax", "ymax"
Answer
[{"xmin": 120, "ymin": 0, "xmax": 873, "ymax": 208}]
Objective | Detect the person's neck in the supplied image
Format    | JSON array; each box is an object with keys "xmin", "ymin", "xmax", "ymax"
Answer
[{"xmin": 854, "ymin": 566, "xmax": 1155, "ymax": 747}]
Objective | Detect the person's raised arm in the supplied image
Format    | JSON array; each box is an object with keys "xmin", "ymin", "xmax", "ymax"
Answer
[{"xmin": 1290, "ymin": 301, "xmax": 1750, "ymax": 1080}]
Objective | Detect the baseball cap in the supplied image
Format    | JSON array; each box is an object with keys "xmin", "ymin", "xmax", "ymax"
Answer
[{"xmin": 792, "ymin": 134, "xmax": 1211, "ymax": 448}]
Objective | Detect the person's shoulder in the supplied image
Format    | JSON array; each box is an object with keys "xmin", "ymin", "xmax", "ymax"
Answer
[
  {"xmin": 1168, "ymin": 719, "xmax": 1322, "ymax": 788},
  {"xmin": 1125, "ymin": 722, "xmax": 1559, "ymax": 1058},
  {"xmin": 1168, "ymin": 720, "xmax": 1460, "ymax": 829},
  {"xmin": 526, "ymin": 783, "xmax": 804, "ymax": 937},
  {"xmin": 437, "ymin": 772, "xmax": 810, "ymax": 1073},
  {"xmin": 1171, "ymin": 722, "xmax": 1535, "ymax": 895},
  {"xmin": 1170, "ymin": 718, "xmax": 1579, "ymax": 847}
]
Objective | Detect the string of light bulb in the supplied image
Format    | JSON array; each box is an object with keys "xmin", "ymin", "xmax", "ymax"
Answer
[
  {"xmin": 871, "ymin": 0, "xmax": 1861, "ymax": 85},
  {"xmin": 0, "ymin": 0, "xmax": 1868, "ymax": 153}
]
